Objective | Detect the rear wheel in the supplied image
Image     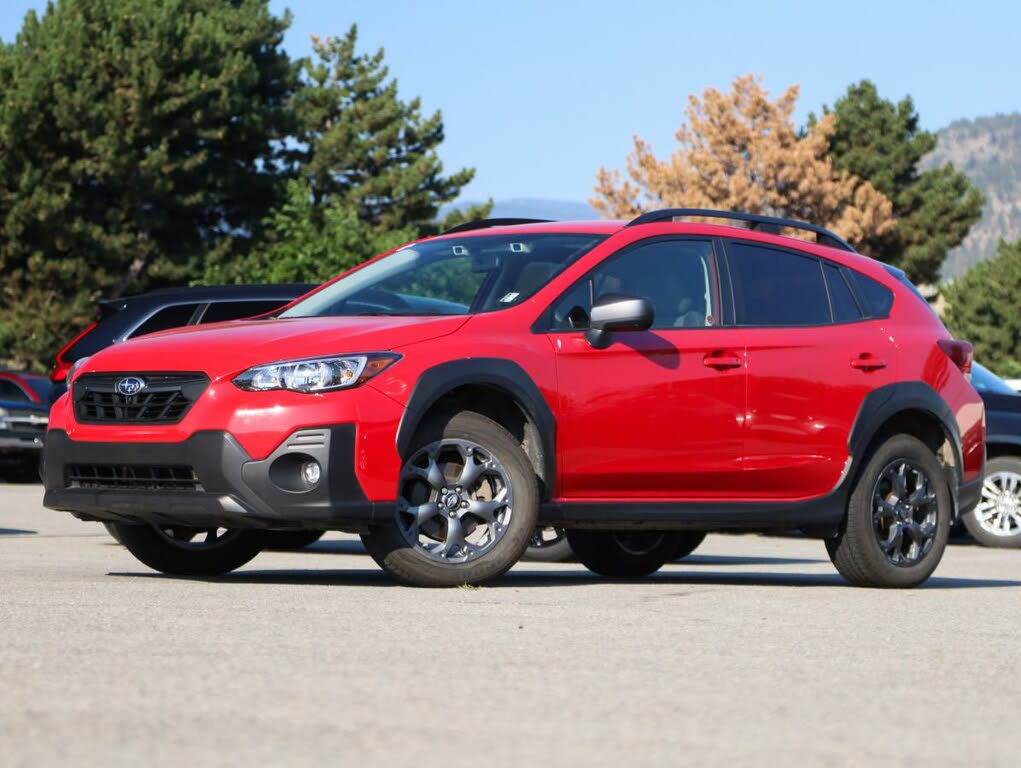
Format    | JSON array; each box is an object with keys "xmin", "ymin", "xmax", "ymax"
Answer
[
  {"xmin": 826, "ymin": 434, "xmax": 950, "ymax": 588},
  {"xmin": 567, "ymin": 530, "xmax": 680, "ymax": 578},
  {"xmin": 673, "ymin": 531, "xmax": 706, "ymax": 560},
  {"xmin": 523, "ymin": 526, "xmax": 573, "ymax": 562},
  {"xmin": 962, "ymin": 456, "xmax": 1021, "ymax": 548},
  {"xmin": 114, "ymin": 523, "xmax": 264, "ymax": 576},
  {"xmin": 361, "ymin": 411, "xmax": 538, "ymax": 587}
]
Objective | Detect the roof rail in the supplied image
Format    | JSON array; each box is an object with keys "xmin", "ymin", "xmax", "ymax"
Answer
[
  {"xmin": 442, "ymin": 218, "xmax": 553, "ymax": 235},
  {"xmin": 625, "ymin": 208, "xmax": 855, "ymax": 252}
]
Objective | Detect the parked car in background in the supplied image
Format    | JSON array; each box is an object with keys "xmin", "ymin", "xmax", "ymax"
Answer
[
  {"xmin": 42, "ymin": 210, "xmax": 984, "ymax": 588},
  {"xmin": 50, "ymin": 283, "xmax": 317, "ymax": 395},
  {"xmin": 964, "ymin": 363, "xmax": 1021, "ymax": 547},
  {"xmin": 47, "ymin": 283, "xmax": 324, "ymax": 550},
  {"xmin": 0, "ymin": 372, "xmax": 51, "ymax": 481}
]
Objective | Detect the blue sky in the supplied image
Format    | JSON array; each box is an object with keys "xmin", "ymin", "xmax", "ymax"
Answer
[{"xmin": 3, "ymin": 0, "xmax": 1020, "ymax": 203}]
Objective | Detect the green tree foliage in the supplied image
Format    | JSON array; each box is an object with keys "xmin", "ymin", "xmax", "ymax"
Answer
[
  {"xmin": 820, "ymin": 80, "xmax": 984, "ymax": 284},
  {"xmin": 0, "ymin": 0, "xmax": 295, "ymax": 370},
  {"xmin": 289, "ymin": 26, "xmax": 488, "ymax": 236},
  {"xmin": 204, "ymin": 178, "xmax": 415, "ymax": 284},
  {"xmin": 943, "ymin": 239, "xmax": 1021, "ymax": 378}
]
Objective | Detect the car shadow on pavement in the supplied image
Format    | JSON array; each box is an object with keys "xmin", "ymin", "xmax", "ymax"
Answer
[
  {"xmin": 0, "ymin": 527, "xmax": 36, "ymax": 535},
  {"xmin": 106, "ymin": 568, "xmax": 1021, "ymax": 590}
]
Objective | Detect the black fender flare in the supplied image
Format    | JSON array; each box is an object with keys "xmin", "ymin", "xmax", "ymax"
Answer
[
  {"xmin": 395, "ymin": 358, "xmax": 556, "ymax": 492},
  {"xmin": 847, "ymin": 381, "xmax": 963, "ymax": 488}
]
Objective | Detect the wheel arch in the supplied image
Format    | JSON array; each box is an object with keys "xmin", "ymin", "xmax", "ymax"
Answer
[
  {"xmin": 847, "ymin": 382, "xmax": 964, "ymax": 514},
  {"xmin": 396, "ymin": 359, "xmax": 556, "ymax": 500}
]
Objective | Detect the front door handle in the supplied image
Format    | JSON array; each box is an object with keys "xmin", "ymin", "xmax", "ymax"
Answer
[
  {"xmin": 703, "ymin": 352, "xmax": 743, "ymax": 370},
  {"xmin": 850, "ymin": 354, "xmax": 886, "ymax": 371}
]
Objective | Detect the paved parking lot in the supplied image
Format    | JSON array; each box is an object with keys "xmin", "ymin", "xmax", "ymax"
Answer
[{"xmin": 2, "ymin": 481, "xmax": 1020, "ymax": 767}]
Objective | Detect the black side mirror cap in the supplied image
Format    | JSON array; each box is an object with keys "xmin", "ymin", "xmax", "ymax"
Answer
[{"xmin": 585, "ymin": 293, "xmax": 654, "ymax": 349}]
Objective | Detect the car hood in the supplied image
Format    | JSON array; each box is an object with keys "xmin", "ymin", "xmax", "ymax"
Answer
[{"xmin": 77, "ymin": 315, "xmax": 469, "ymax": 380}]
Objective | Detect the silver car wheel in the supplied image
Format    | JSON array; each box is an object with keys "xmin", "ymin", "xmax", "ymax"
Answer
[
  {"xmin": 396, "ymin": 439, "xmax": 513, "ymax": 564},
  {"xmin": 975, "ymin": 471, "xmax": 1021, "ymax": 538}
]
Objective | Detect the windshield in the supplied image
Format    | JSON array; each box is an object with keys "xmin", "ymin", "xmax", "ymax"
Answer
[
  {"xmin": 972, "ymin": 362, "xmax": 1018, "ymax": 395},
  {"xmin": 280, "ymin": 233, "xmax": 606, "ymax": 319}
]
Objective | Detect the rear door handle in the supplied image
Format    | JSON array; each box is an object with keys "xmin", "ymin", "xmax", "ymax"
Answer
[
  {"xmin": 703, "ymin": 352, "xmax": 743, "ymax": 370},
  {"xmin": 850, "ymin": 354, "xmax": 886, "ymax": 371}
]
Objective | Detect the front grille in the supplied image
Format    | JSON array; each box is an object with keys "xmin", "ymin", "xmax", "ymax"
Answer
[
  {"xmin": 66, "ymin": 464, "xmax": 203, "ymax": 491},
  {"xmin": 73, "ymin": 373, "xmax": 208, "ymax": 424}
]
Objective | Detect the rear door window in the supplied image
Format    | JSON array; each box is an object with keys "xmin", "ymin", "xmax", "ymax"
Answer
[
  {"xmin": 198, "ymin": 300, "xmax": 288, "ymax": 324},
  {"xmin": 128, "ymin": 304, "xmax": 201, "ymax": 338},
  {"xmin": 725, "ymin": 242, "xmax": 830, "ymax": 326}
]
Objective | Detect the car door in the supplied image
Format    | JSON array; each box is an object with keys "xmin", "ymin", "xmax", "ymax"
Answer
[
  {"xmin": 722, "ymin": 239, "xmax": 898, "ymax": 500},
  {"xmin": 547, "ymin": 237, "xmax": 747, "ymax": 501}
]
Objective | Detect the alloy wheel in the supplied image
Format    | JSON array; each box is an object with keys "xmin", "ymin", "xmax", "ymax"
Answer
[
  {"xmin": 871, "ymin": 460, "xmax": 938, "ymax": 566},
  {"xmin": 152, "ymin": 525, "xmax": 242, "ymax": 550},
  {"xmin": 975, "ymin": 471, "xmax": 1021, "ymax": 538},
  {"xmin": 529, "ymin": 526, "xmax": 567, "ymax": 549},
  {"xmin": 396, "ymin": 439, "xmax": 513, "ymax": 563}
]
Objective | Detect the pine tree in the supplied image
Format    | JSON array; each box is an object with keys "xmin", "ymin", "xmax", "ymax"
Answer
[
  {"xmin": 943, "ymin": 239, "xmax": 1021, "ymax": 377},
  {"xmin": 591, "ymin": 75, "xmax": 895, "ymax": 251},
  {"xmin": 821, "ymin": 80, "xmax": 984, "ymax": 284},
  {"xmin": 289, "ymin": 27, "xmax": 487, "ymax": 236},
  {"xmin": 0, "ymin": 0, "xmax": 295, "ymax": 370}
]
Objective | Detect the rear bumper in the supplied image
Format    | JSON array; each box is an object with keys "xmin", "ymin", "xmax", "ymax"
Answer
[{"xmin": 42, "ymin": 426, "xmax": 394, "ymax": 530}]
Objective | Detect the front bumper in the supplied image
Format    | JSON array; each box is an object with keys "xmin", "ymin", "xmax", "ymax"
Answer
[
  {"xmin": 42, "ymin": 426, "xmax": 394, "ymax": 531},
  {"xmin": 0, "ymin": 431, "xmax": 44, "ymax": 453}
]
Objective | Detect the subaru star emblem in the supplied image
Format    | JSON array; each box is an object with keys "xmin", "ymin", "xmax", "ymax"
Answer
[{"xmin": 116, "ymin": 376, "xmax": 146, "ymax": 396}]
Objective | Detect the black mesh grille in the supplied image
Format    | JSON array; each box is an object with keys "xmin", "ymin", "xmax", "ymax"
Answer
[
  {"xmin": 73, "ymin": 373, "xmax": 208, "ymax": 424},
  {"xmin": 66, "ymin": 464, "xmax": 203, "ymax": 491}
]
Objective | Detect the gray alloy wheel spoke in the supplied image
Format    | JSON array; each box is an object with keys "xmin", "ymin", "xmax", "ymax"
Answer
[
  {"xmin": 396, "ymin": 438, "xmax": 514, "ymax": 564},
  {"xmin": 872, "ymin": 459, "xmax": 938, "ymax": 567}
]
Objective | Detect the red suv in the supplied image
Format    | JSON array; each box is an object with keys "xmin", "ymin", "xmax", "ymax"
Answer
[{"xmin": 43, "ymin": 210, "xmax": 985, "ymax": 588}]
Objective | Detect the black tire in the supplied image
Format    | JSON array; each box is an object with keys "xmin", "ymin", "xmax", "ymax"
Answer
[
  {"xmin": 567, "ymin": 530, "xmax": 680, "ymax": 578},
  {"xmin": 673, "ymin": 531, "xmax": 706, "ymax": 560},
  {"xmin": 263, "ymin": 530, "xmax": 325, "ymax": 550},
  {"xmin": 826, "ymin": 434, "xmax": 951, "ymax": 588},
  {"xmin": 522, "ymin": 526, "xmax": 574, "ymax": 562},
  {"xmin": 962, "ymin": 455, "xmax": 1021, "ymax": 548},
  {"xmin": 114, "ymin": 523, "xmax": 264, "ymax": 576},
  {"xmin": 103, "ymin": 522, "xmax": 125, "ymax": 544},
  {"xmin": 361, "ymin": 410, "xmax": 539, "ymax": 587}
]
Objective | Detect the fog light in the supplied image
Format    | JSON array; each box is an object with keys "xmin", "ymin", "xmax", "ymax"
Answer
[{"xmin": 301, "ymin": 460, "xmax": 321, "ymax": 487}]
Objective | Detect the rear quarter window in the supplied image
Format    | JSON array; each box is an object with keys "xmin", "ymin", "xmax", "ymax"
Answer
[{"xmin": 847, "ymin": 270, "xmax": 894, "ymax": 319}]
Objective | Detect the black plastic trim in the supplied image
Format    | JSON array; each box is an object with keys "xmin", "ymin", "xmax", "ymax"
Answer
[
  {"xmin": 396, "ymin": 359, "xmax": 556, "ymax": 496},
  {"xmin": 42, "ymin": 427, "xmax": 387, "ymax": 530},
  {"xmin": 626, "ymin": 208, "xmax": 855, "ymax": 252},
  {"xmin": 442, "ymin": 218, "xmax": 553, "ymax": 235}
]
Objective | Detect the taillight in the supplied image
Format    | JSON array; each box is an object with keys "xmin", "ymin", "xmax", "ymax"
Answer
[
  {"xmin": 50, "ymin": 320, "xmax": 98, "ymax": 382},
  {"xmin": 938, "ymin": 339, "xmax": 974, "ymax": 381}
]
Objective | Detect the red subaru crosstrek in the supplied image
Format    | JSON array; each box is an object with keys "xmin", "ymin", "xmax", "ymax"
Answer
[{"xmin": 43, "ymin": 210, "xmax": 985, "ymax": 588}]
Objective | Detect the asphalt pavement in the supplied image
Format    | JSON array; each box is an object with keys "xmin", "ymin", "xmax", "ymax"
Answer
[{"xmin": 2, "ymin": 481, "xmax": 1020, "ymax": 767}]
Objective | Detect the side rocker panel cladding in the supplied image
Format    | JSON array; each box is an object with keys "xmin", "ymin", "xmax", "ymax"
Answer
[{"xmin": 395, "ymin": 358, "xmax": 556, "ymax": 493}]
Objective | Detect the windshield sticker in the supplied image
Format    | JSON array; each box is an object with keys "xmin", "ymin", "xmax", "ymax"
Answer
[{"xmin": 499, "ymin": 292, "xmax": 520, "ymax": 303}]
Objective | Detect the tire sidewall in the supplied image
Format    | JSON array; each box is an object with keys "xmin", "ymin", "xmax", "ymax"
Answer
[{"xmin": 114, "ymin": 523, "xmax": 264, "ymax": 576}]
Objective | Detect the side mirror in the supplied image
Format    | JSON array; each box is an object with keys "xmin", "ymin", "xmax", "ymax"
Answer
[{"xmin": 585, "ymin": 293, "xmax": 654, "ymax": 349}]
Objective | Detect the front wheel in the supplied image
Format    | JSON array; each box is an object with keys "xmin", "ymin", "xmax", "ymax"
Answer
[
  {"xmin": 361, "ymin": 411, "xmax": 538, "ymax": 587},
  {"xmin": 962, "ymin": 456, "xmax": 1021, "ymax": 547},
  {"xmin": 567, "ymin": 530, "xmax": 680, "ymax": 578},
  {"xmin": 114, "ymin": 523, "xmax": 264, "ymax": 576},
  {"xmin": 826, "ymin": 434, "xmax": 950, "ymax": 588}
]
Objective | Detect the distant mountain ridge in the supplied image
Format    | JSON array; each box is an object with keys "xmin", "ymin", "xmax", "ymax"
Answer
[{"xmin": 923, "ymin": 113, "xmax": 1021, "ymax": 278}]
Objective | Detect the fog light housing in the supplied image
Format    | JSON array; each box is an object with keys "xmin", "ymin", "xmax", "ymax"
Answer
[{"xmin": 301, "ymin": 460, "xmax": 321, "ymax": 487}]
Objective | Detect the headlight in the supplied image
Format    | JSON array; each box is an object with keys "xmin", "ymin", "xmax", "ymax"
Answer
[{"xmin": 232, "ymin": 353, "xmax": 400, "ymax": 393}]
